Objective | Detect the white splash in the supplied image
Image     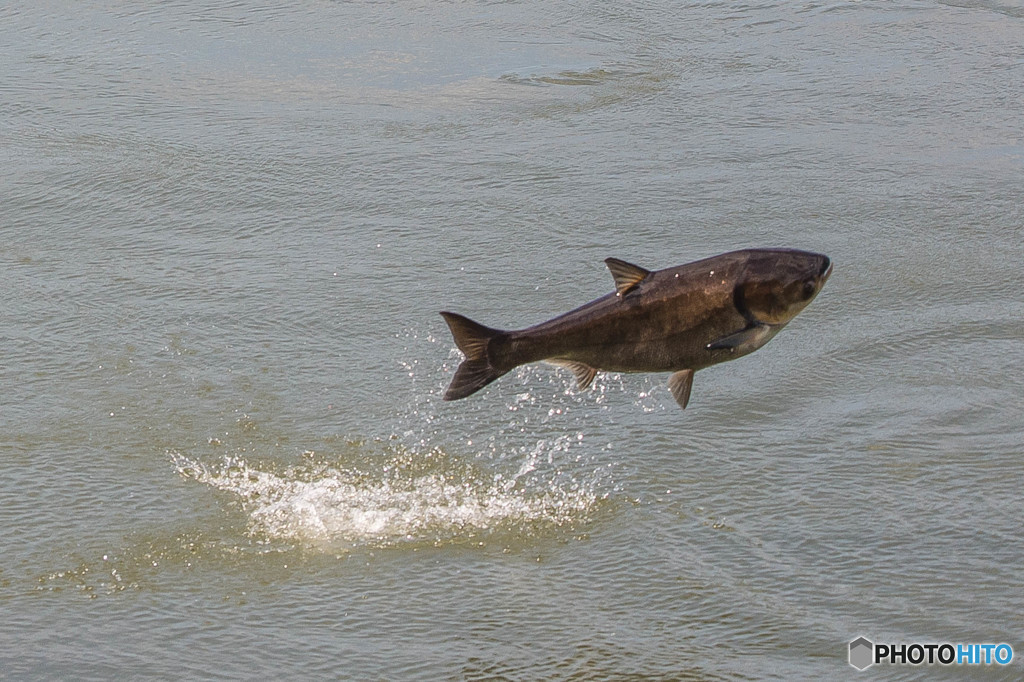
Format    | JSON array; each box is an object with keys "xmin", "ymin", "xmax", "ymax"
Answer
[{"xmin": 172, "ymin": 449, "xmax": 599, "ymax": 547}]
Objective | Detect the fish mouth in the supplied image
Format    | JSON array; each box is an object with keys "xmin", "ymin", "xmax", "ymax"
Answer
[{"xmin": 820, "ymin": 257, "xmax": 833, "ymax": 282}]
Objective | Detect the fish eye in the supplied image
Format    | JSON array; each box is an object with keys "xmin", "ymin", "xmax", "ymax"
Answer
[{"xmin": 801, "ymin": 280, "xmax": 816, "ymax": 300}]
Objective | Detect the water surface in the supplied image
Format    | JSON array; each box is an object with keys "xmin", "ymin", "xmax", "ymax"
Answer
[{"xmin": 2, "ymin": 0, "xmax": 1023, "ymax": 678}]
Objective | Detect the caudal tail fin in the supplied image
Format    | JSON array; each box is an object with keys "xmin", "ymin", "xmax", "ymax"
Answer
[{"xmin": 439, "ymin": 311, "xmax": 509, "ymax": 401}]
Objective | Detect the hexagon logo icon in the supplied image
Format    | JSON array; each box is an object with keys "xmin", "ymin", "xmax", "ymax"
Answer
[{"xmin": 849, "ymin": 636, "xmax": 874, "ymax": 670}]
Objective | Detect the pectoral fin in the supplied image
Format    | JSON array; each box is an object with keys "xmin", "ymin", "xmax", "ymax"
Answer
[
  {"xmin": 604, "ymin": 258, "xmax": 651, "ymax": 296},
  {"xmin": 547, "ymin": 359, "xmax": 599, "ymax": 390},
  {"xmin": 668, "ymin": 369, "xmax": 694, "ymax": 410},
  {"xmin": 707, "ymin": 324, "xmax": 773, "ymax": 354}
]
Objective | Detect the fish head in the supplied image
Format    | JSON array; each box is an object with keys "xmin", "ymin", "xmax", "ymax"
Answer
[{"xmin": 737, "ymin": 249, "xmax": 832, "ymax": 325}]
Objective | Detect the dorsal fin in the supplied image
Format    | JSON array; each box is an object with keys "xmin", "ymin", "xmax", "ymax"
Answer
[{"xmin": 604, "ymin": 258, "xmax": 651, "ymax": 296}]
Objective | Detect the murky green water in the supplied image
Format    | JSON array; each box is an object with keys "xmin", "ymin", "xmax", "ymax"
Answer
[{"xmin": 2, "ymin": 0, "xmax": 1023, "ymax": 678}]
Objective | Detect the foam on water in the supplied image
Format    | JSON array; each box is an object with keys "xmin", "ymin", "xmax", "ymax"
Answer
[
  {"xmin": 171, "ymin": 437, "xmax": 603, "ymax": 549},
  {"xmin": 159, "ymin": 330, "xmax": 629, "ymax": 555}
]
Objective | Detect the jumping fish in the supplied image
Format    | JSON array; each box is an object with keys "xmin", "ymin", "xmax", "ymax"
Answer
[{"xmin": 440, "ymin": 248, "xmax": 832, "ymax": 409}]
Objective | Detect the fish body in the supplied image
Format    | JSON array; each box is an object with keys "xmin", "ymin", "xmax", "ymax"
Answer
[{"xmin": 441, "ymin": 248, "xmax": 831, "ymax": 409}]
